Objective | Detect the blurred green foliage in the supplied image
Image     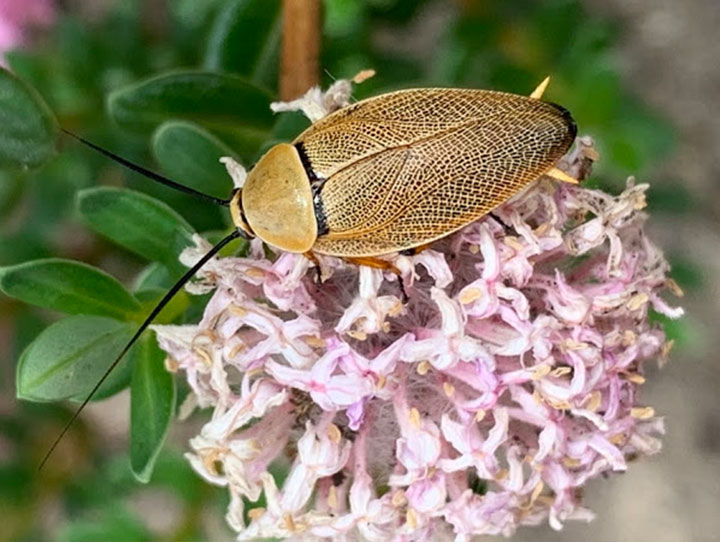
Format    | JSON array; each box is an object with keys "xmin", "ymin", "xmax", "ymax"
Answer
[{"xmin": 0, "ymin": 0, "xmax": 691, "ymax": 540}]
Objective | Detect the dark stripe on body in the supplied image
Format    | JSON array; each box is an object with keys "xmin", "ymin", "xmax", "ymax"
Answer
[{"xmin": 294, "ymin": 142, "xmax": 329, "ymax": 236}]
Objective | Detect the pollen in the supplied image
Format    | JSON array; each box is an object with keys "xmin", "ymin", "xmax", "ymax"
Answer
[
  {"xmin": 563, "ymin": 338, "xmax": 589, "ymax": 351},
  {"xmin": 388, "ymin": 301, "xmax": 404, "ymax": 317},
  {"xmin": 550, "ymin": 366, "xmax": 572, "ymax": 378},
  {"xmin": 504, "ymin": 236, "xmax": 524, "ymax": 251},
  {"xmin": 531, "ymin": 364, "xmax": 551, "ymax": 380},
  {"xmin": 303, "ymin": 335, "xmax": 326, "ymax": 348},
  {"xmin": 376, "ymin": 374, "xmax": 387, "ymax": 389},
  {"xmin": 534, "ymin": 222, "xmax": 550, "ymax": 236},
  {"xmin": 229, "ymin": 304, "xmax": 248, "ymax": 317},
  {"xmin": 327, "ymin": 423, "xmax": 342, "ymax": 444},
  {"xmin": 666, "ymin": 278, "xmax": 684, "ymax": 297},
  {"xmin": 583, "ymin": 391, "xmax": 603, "ymax": 412},
  {"xmin": 348, "ymin": 330, "xmax": 368, "ymax": 341},
  {"xmin": 245, "ymin": 267, "xmax": 265, "ymax": 279},
  {"xmin": 624, "ymin": 373, "xmax": 646, "ymax": 385},
  {"xmin": 530, "ymin": 481, "xmax": 545, "ymax": 504},
  {"xmin": 409, "ymin": 407, "xmax": 421, "ymax": 428},
  {"xmin": 563, "ymin": 457, "xmax": 582, "ymax": 468},
  {"xmin": 248, "ymin": 507, "xmax": 265, "ymax": 521},
  {"xmin": 406, "ymin": 508, "xmax": 418, "ymax": 529},
  {"xmin": 164, "ymin": 357, "xmax": 179, "ymax": 372},
  {"xmin": 459, "ymin": 288, "xmax": 483, "ymax": 304},
  {"xmin": 662, "ymin": 339, "xmax": 676, "ymax": 359},
  {"xmin": 392, "ymin": 490, "xmax": 407, "ymax": 507},
  {"xmin": 626, "ymin": 292, "xmax": 649, "ymax": 311},
  {"xmin": 622, "ymin": 329, "xmax": 637, "ymax": 346},
  {"xmin": 328, "ymin": 485, "xmax": 338, "ymax": 509},
  {"xmin": 228, "ymin": 342, "xmax": 246, "ymax": 359},
  {"xmin": 631, "ymin": 406, "xmax": 656, "ymax": 420}
]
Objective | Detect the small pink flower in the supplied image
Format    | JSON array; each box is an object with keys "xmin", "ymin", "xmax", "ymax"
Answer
[
  {"xmin": 0, "ymin": 0, "xmax": 55, "ymax": 62},
  {"xmin": 266, "ymin": 343, "xmax": 374, "ymax": 410},
  {"xmin": 153, "ymin": 80, "xmax": 684, "ymax": 541},
  {"xmin": 439, "ymin": 408, "xmax": 508, "ymax": 480}
]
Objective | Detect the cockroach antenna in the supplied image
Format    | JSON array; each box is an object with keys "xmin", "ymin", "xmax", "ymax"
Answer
[
  {"xmin": 38, "ymin": 228, "xmax": 242, "ymax": 470},
  {"xmin": 40, "ymin": 130, "xmax": 244, "ymax": 469},
  {"xmin": 61, "ymin": 129, "xmax": 231, "ymax": 207}
]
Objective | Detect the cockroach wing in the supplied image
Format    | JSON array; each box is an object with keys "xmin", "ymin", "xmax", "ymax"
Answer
[{"xmin": 295, "ymin": 89, "xmax": 576, "ymax": 257}]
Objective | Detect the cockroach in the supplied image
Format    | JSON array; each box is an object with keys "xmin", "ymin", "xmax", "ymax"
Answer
[{"xmin": 41, "ymin": 78, "xmax": 578, "ymax": 467}]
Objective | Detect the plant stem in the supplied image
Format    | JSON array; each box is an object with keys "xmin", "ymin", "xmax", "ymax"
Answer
[{"xmin": 280, "ymin": 0, "xmax": 322, "ymax": 100}]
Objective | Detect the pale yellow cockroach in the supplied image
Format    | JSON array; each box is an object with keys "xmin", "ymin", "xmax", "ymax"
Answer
[
  {"xmin": 42, "ymin": 79, "xmax": 578, "ymax": 467},
  {"xmin": 230, "ymin": 83, "xmax": 577, "ymax": 261}
]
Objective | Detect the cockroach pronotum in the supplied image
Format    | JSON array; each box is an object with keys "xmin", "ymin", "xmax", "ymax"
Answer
[{"xmin": 41, "ymin": 77, "xmax": 578, "ymax": 467}]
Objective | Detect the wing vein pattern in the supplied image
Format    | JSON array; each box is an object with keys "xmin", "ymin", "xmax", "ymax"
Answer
[{"xmin": 294, "ymin": 88, "xmax": 576, "ymax": 256}]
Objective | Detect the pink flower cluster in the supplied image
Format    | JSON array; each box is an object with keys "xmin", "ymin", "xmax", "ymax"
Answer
[
  {"xmin": 154, "ymin": 86, "xmax": 682, "ymax": 541},
  {"xmin": 0, "ymin": 0, "xmax": 55, "ymax": 61}
]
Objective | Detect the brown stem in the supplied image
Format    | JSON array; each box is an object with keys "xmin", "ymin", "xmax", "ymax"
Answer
[
  {"xmin": 280, "ymin": 0, "xmax": 322, "ymax": 100},
  {"xmin": 141, "ymin": 0, "xmax": 168, "ymax": 42}
]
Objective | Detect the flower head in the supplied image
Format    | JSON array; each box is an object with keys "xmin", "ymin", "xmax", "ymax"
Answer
[{"xmin": 154, "ymin": 80, "xmax": 682, "ymax": 541}]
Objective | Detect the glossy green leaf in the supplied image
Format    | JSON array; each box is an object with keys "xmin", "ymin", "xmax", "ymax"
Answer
[
  {"xmin": 204, "ymin": 0, "xmax": 282, "ymax": 87},
  {"xmin": 152, "ymin": 121, "xmax": 237, "ymax": 199},
  {"xmin": 271, "ymin": 110, "xmax": 311, "ymax": 142},
  {"xmin": 76, "ymin": 187, "xmax": 195, "ymax": 273},
  {"xmin": 133, "ymin": 262, "xmax": 172, "ymax": 292},
  {"xmin": 16, "ymin": 315, "xmax": 134, "ymax": 402},
  {"xmin": 130, "ymin": 336, "xmax": 175, "ymax": 483},
  {"xmin": 134, "ymin": 287, "xmax": 190, "ymax": 325},
  {"xmin": 107, "ymin": 71, "xmax": 274, "ymax": 159},
  {"xmin": 0, "ymin": 259, "xmax": 140, "ymax": 319},
  {"xmin": 0, "ymin": 67, "xmax": 58, "ymax": 170}
]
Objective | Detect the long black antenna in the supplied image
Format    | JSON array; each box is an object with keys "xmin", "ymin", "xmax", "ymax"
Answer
[
  {"xmin": 38, "ymin": 229, "xmax": 242, "ymax": 470},
  {"xmin": 61, "ymin": 129, "xmax": 230, "ymax": 207}
]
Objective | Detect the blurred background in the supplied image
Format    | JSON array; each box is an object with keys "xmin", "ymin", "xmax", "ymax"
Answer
[{"xmin": 0, "ymin": 0, "xmax": 717, "ymax": 540}]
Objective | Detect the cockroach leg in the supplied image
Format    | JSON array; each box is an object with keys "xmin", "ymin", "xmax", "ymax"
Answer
[
  {"xmin": 546, "ymin": 167, "xmax": 578, "ymax": 184},
  {"xmin": 345, "ymin": 256, "xmax": 408, "ymax": 302},
  {"xmin": 530, "ymin": 76, "xmax": 551, "ymax": 99},
  {"xmin": 399, "ymin": 243, "xmax": 431, "ymax": 256},
  {"xmin": 303, "ymin": 250, "xmax": 323, "ymax": 283},
  {"xmin": 489, "ymin": 212, "xmax": 517, "ymax": 236}
]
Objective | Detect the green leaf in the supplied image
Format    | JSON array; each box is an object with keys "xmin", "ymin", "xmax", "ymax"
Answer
[
  {"xmin": 669, "ymin": 255, "xmax": 704, "ymax": 292},
  {"xmin": 133, "ymin": 262, "xmax": 172, "ymax": 292},
  {"xmin": 0, "ymin": 67, "xmax": 58, "ymax": 170},
  {"xmin": 0, "ymin": 171, "xmax": 23, "ymax": 216},
  {"xmin": 130, "ymin": 336, "xmax": 175, "ymax": 483},
  {"xmin": 271, "ymin": 110, "xmax": 311, "ymax": 142},
  {"xmin": 134, "ymin": 287, "xmax": 190, "ymax": 325},
  {"xmin": 16, "ymin": 315, "xmax": 135, "ymax": 403},
  {"xmin": 647, "ymin": 182, "xmax": 694, "ymax": 214},
  {"xmin": 152, "ymin": 120, "xmax": 237, "ymax": 199},
  {"xmin": 650, "ymin": 310, "xmax": 696, "ymax": 350},
  {"xmin": 76, "ymin": 187, "xmax": 195, "ymax": 273},
  {"xmin": 107, "ymin": 70, "xmax": 274, "ymax": 159},
  {"xmin": 0, "ymin": 259, "xmax": 140, "ymax": 319},
  {"xmin": 58, "ymin": 506, "xmax": 151, "ymax": 542},
  {"xmin": 203, "ymin": 229, "xmax": 250, "ymax": 257},
  {"xmin": 204, "ymin": 0, "xmax": 282, "ymax": 88}
]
